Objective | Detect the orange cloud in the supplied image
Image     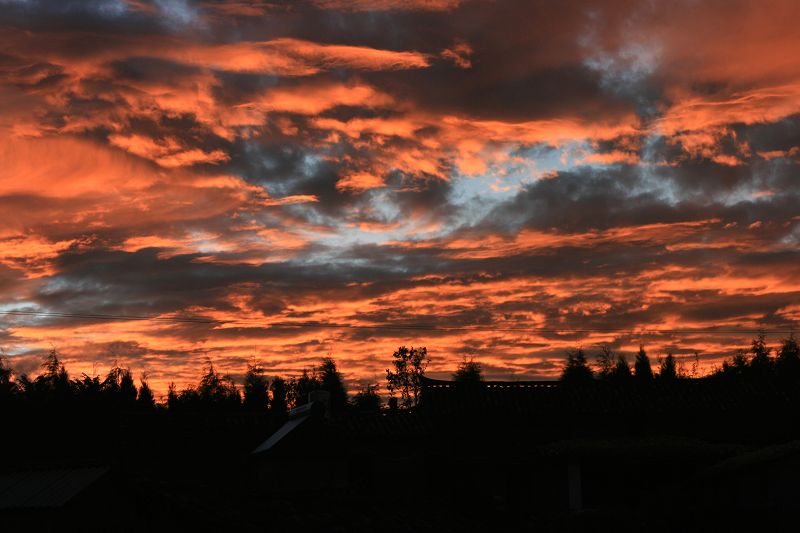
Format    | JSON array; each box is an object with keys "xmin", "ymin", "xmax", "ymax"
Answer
[
  {"xmin": 0, "ymin": 235, "xmax": 77, "ymax": 279},
  {"xmin": 336, "ymin": 172, "xmax": 386, "ymax": 193},
  {"xmin": 390, "ymin": 219, "xmax": 726, "ymax": 260},
  {"xmin": 656, "ymin": 84, "xmax": 800, "ymax": 136},
  {"xmin": 1, "ymin": 29, "xmax": 430, "ymax": 78},
  {"xmin": 312, "ymin": 0, "xmax": 463, "ymax": 11},
  {"xmin": 0, "ymin": 134, "xmax": 157, "ymax": 199},
  {"xmin": 441, "ymin": 40, "xmax": 473, "ymax": 69},
  {"xmin": 165, "ymin": 38, "xmax": 430, "ymax": 75},
  {"xmin": 109, "ymin": 134, "xmax": 229, "ymax": 167},
  {"xmin": 241, "ymin": 81, "xmax": 394, "ymax": 116}
]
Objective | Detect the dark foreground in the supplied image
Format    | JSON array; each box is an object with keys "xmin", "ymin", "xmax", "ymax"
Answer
[{"xmin": 5, "ymin": 376, "xmax": 800, "ymax": 532}]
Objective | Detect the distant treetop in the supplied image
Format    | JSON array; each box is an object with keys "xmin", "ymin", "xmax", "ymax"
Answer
[
  {"xmin": 560, "ymin": 348, "xmax": 593, "ymax": 384},
  {"xmin": 452, "ymin": 358, "xmax": 484, "ymax": 383}
]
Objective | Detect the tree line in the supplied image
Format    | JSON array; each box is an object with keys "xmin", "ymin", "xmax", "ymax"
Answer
[
  {"xmin": 0, "ymin": 345, "xmax": 467, "ymax": 418},
  {"xmin": 560, "ymin": 333, "xmax": 800, "ymax": 384},
  {"xmin": 3, "ymin": 333, "xmax": 795, "ymax": 417}
]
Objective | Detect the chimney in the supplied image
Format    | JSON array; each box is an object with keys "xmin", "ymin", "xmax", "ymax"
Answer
[{"xmin": 308, "ymin": 390, "xmax": 331, "ymax": 419}]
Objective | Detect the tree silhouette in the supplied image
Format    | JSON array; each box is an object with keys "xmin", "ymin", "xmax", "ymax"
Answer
[
  {"xmin": 351, "ymin": 383, "xmax": 382, "ymax": 413},
  {"xmin": 177, "ymin": 386, "xmax": 201, "ymax": 409},
  {"xmin": 42, "ymin": 348, "xmax": 65, "ymax": 378},
  {"xmin": 721, "ymin": 349, "xmax": 749, "ymax": 377},
  {"xmin": 749, "ymin": 332, "xmax": 773, "ymax": 375},
  {"xmin": 452, "ymin": 358, "xmax": 484, "ymax": 383},
  {"xmin": 0, "ymin": 354, "xmax": 18, "ymax": 400},
  {"xmin": 595, "ymin": 346, "xmax": 615, "ymax": 380},
  {"xmin": 659, "ymin": 353, "xmax": 677, "ymax": 381},
  {"xmin": 386, "ymin": 346, "xmax": 429, "ymax": 408},
  {"xmin": 198, "ymin": 363, "xmax": 241, "ymax": 408},
  {"xmin": 318, "ymin": 357, "xmax": 348, "ymax": 416},
  {"xmin": 119, "ymin": 368, "xmax": 138, "ymax": 409},
  {"xmin": 775, "ymin": 334, "xmax": 800, "ymax": 378},
  {"xmin": 269, "ymin": 376, "xmax": 288, "ymax": 416},
  {"xmin": 167, "ymin": 382, "xmax": 179, "ymax": 410},
  {"xmin": 73, "ymin": 373, "xmax": 102, "ymax": 408},
  {"xmin": 137, "ymin": 375, "xmax": 156, "ymax": 410},
  {"xmin": 28, "ymin": 348, "xmax": 72, "ymax": 405},
  {"xmin": 560, "ymin": 349, "xmax": 593, "ymax": 384},
  {"xmin": 634, "ymin": 346, "xmax": 653, "ymax": 381},
  {"xmin": 101, "ymin": 365, "xmax": 138, "ymax": 410},
  {"xmin": 290, "ymin": 369, "xmax": 321, "ymax": 407},
  {"xmin": 610, "ymin": 353, "xmax": 632, "ymax": 382},
  {"xmin": 243, "ymin": 363, "xmax": 270, "ymax": 411}
]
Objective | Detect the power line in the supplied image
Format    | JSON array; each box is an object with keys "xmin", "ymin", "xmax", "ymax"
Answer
[{"xmin": 0, "ymin": 310, "xmax": 796, "ymax": 335}]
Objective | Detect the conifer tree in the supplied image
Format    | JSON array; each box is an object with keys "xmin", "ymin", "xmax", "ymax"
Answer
[
  {"xmin": 775, "ymin": 334, "xmax": 800, "ymax": 378},
  {"xmin": 137, "ymin": 375, "xmax": 156, "ymax": 410},
  {"xmin": 561, "ymin": 349, "xmax": 594, "ymax": 384},
  {"xmin": 243, "ymin": 363, "xmax": 270, "ymax": 411},
  {"xmin": 611, "ymin": 353, "xmax": 632, "ymax": 381},
  {"xmin": 634, "ymin": 346, "xmax": 653, "ymax": 381},
  {"xmin": 749, "ymin": 332, "xmax": 773, "ymax": 375},
  {"xmin": 659, "ymin": 353, "xmax": 677, "ymax": 381},
  {"xmin": 318, "ymin": 357, "xmax": 348, "ymax": 416},
  {"xmin": 270, "ymin": 376, "xmax": 288, "ymax": 416}
]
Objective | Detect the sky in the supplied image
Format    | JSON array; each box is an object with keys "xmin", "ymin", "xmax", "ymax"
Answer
[{"xmin": 1, "ymin": 0, "xmax": 799, "ymax": 393}]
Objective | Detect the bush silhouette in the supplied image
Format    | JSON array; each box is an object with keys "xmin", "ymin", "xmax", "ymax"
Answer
[{"xmin": 351, "ymin": 383, "xmax": 382, "ymax": 413}]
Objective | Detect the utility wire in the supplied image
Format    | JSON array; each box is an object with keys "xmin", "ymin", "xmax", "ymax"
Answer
[{"xmin": 0, "ymin": 310, "xmax": 796, "ymax": 335}]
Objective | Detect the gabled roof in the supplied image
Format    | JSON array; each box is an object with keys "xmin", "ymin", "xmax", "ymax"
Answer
[
  {"xmin": 419, "ymin": 376, "xmax": 800, "ymax": 417},
  {"xmin": 252, "ymin": 400, "xmax": 324, "ymax": 455},
  {"xmin": 252, "ymin": 415, "xmax": 311, "ymax": 455},
  {"xmin": 705, "ymin": 439, "xmax": 800, "ymax": 476},
  {"xmin": 341, "ymin": 409, "xmax": 432, "ymax": 438},
  {"xmin": 0, "ymin": 467, "xmax": 108, "ymax": 509}
]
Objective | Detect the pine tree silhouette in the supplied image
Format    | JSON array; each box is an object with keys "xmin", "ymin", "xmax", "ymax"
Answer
[
  {"xmin": 634, "ymin": 346, "xmax": 653, "ymax": 381},
  {"xmin": 561, "ymin": 349, "xmax": 593, "ymax": 384}
]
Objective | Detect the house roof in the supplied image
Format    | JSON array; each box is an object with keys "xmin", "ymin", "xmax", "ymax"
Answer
[
  {"xmin": 704, "ymin": 439, "xmax": 800, "ymax": 476},
  {"xmin": 341, "ymin": 409, "xmax": 433, "ymax": 438},
  {"xmin": 253, "ymin": 403, "xmax": 433, "ymax": 457},
  {"xmin": 252, "ymin": 400, "xmax": 325, "ymax": 455},
  {"xmin": 0, "ymin": 467, "xmax": 108, "ymax": 510},
  {"xmin": 419, "ymin": 376, "xmax": 800, "ymax": 417},
  {"xmin": 252, "ymin": 415, "xmax": 312, "ymax": 455}
]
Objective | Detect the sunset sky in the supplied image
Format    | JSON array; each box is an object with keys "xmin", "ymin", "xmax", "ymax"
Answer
[{"xmin": 1, "ymin": 0, "xmax": 799, "ymax": 393}]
